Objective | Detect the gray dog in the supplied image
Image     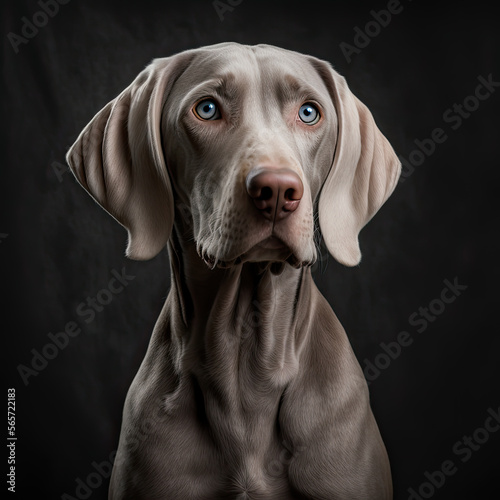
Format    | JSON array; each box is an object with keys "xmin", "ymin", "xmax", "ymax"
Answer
[{"xmin": 67, "ymin": 42, "xmax": 400, "ymax": 499}]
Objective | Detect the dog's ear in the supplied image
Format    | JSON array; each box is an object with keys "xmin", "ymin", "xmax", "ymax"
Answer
[
  {"xmin": 315, "ymin": 63, "xmax": 401, "ymax": 267},
  {"xmin": 66, "ymin": 55, "xmax": 190, "ymax": 260}
]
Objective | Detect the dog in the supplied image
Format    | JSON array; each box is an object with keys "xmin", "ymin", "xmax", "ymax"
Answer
[{"xmin": 66, "ymin": 42, "xmax": 401, "ymax": 500}]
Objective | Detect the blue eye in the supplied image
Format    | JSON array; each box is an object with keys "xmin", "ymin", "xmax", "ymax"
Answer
[
  {"xmin": 194, "ymin": 99, "xmax": 221, "ymax": 120},
  {"xmin": 298, "ymin": 103, "xmax": 320, "ymax": 124}
]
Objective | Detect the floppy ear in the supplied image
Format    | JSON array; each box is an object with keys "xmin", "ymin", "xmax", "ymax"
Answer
[
  {"xmin": 316, "ymin": 64, "xmax": 401, "ymax": 267},
  {"xmin": 66, "ymin": 55, "xmax": 190, "ymax": 260}
]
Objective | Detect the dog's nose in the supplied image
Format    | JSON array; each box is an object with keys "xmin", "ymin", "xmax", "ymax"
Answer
[{"xmin": 246, "ymin": 167, "xmax": 303, "ymax": 220}]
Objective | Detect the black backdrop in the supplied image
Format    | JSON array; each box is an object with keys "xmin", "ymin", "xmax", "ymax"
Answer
[{"xmin": 3, "ymin": 1, "xmax": 499, "ymax": 499}]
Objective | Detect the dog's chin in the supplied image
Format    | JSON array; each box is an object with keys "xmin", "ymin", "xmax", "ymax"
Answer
[{"xmin": 200, "ymin": 237, "xmax": 315, "ymax": 271}]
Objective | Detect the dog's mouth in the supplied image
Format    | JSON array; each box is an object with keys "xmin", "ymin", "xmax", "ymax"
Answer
[
  {"xmin": 198, "ymin": 237, "xmax": 313, "ymax": 271},
  {"xmin": 256, "ymin": 236, "xmax": 287, "ymax": 250}
]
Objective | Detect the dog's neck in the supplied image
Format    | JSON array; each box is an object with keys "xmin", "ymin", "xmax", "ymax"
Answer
[
  {"xmin": 153, "ymin": 229, "xmax": 318, "ymax": 464},
  {"xmin": 164, "ymin": 229, "xmax": 315, "ymax": 393}
]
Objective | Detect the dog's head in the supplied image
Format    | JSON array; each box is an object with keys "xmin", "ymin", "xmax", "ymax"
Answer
[{"xmin": 66, "ymin": 43, "xmax": 400, "ymax": 268}]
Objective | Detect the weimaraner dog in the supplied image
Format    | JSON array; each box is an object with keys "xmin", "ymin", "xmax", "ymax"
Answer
[{"xmin": 67, "ymin": 42, "xmax": 400, "ymax": 499}]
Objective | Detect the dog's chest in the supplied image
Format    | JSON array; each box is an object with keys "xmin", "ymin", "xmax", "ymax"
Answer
[{"xmin": 118, "ymin": 374, "xmax": 301, "ymax": 499}]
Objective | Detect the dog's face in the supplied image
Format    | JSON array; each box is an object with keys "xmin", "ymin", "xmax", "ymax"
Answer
[
  {"xmin": 66, "ymin": 43, "xmax": 400, "ymax": 268},
  {"xmin": 163, "ymin": 44, "xmax": 338, "ymax": 267}
]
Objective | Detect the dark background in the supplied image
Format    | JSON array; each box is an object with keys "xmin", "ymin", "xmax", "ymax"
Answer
[{"xmin": 3, "ymin": 1, "xmax": 499, "ymax": 498}]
